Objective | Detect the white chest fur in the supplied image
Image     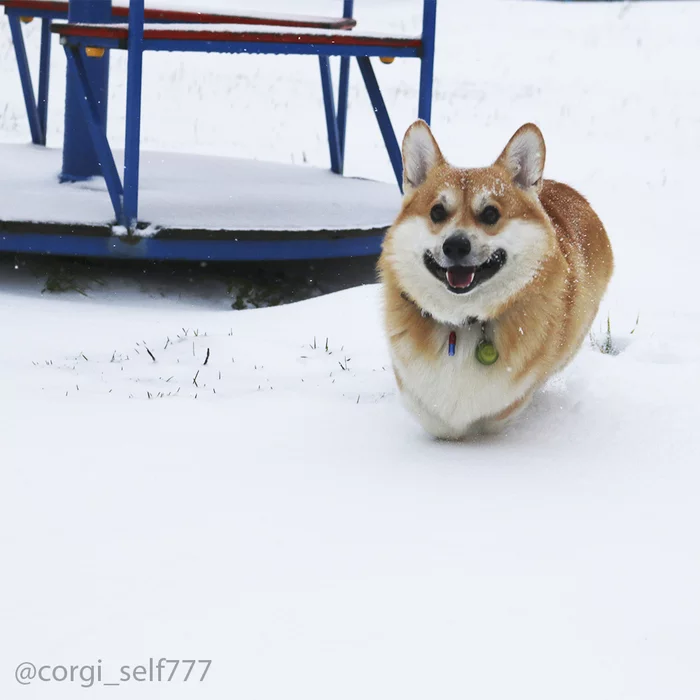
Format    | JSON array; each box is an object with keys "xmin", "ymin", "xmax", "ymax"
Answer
[{"xmin": 391, "ymin": 322, "xmax": 534, "ymax": 439}]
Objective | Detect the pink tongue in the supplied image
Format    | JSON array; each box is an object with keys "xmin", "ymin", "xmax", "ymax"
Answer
[{"xmin": 446, "ymin": 267, "xmax": 475, "ymax": 289}]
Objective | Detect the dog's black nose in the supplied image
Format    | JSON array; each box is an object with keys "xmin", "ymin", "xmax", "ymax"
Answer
[{"xmin": 442, "ymin": 234, "xmax": 471, "ymax": 264}]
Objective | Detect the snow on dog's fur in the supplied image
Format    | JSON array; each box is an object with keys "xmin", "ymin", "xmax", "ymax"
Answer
[{"xmin": 379, "ymin": 121, "xmax": 614, "ymax": 439}]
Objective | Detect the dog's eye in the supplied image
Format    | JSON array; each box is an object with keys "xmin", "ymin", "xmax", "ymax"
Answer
[
  {"xmin": 430, "ymin": 203, "xmax": 448, "ymax": 223},
  {"xmin": 479, "ymin": 206, "xmax": 500, "ymax": 225}
]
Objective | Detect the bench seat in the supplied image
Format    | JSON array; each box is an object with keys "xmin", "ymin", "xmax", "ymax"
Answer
[
  {"xmin": 52, "ymin": 22, "xmax": 422, "ymax": 56},
  {"xmin": 0, "ymin": 0, "xmax": 357, "ymax": 30}
]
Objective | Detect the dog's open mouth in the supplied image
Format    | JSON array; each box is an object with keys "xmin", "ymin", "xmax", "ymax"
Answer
[{"xmin": 423, "ymin": 249, "xmax": 507, "ymax": 294}]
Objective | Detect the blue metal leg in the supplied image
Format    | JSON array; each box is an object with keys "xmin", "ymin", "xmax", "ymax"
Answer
[
  {"xmin": 61, "ymin": 50, "xmax": 110, "ymax": 181},
  {"xmin": 319, "ymin": 56, "xmax": 342, "ymax": 175},
  {"xmin": 337, "ymin": 0, "xmax": 354, "ymax": 168},
  {"xmin": 337, "ymin": 58, "xmax": 350, "ymax": 168},
  {"xmin": 61, "ymin": 0, "xmax": 112, "ymax": 181},
  {"xmin": 37, "ymin": 18, "xmax": 52, "ymax": 145},
  {"xmin": 418, "ymin": 0, "xmax": 437, "ymax": 124},
  {"xmin": 8, "ymin": 16, "xmax": 43, "ymax": 145},
  {"xmin": 356, "ymin": 56, "xmax": 402, "ymax": 190},
  {"xmin": 63, "ymin": 45, "xmax": 124, "ymax": 222},
  {"xmin": 123, "ymin": 0, "xmax": 146, "ymax": 229}
]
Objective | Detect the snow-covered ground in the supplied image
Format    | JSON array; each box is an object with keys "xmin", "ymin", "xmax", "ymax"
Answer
[
  {"xmin": 0, "ymin": 143, "xmax": 400, "ymax": 230},
  {"xmin": 2, "ymin": 1, "xmax": 700, "ymax": 698}
]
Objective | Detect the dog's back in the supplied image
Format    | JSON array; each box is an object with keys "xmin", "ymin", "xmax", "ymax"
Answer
[{"xmin": 538, "ymin": 180, "xmax": 614, "ymax": 370}]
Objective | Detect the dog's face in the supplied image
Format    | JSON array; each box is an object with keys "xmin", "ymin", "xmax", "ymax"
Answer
[{"xmin": 382, "ymin": 122, "xmax": 556, "ymax": 324}]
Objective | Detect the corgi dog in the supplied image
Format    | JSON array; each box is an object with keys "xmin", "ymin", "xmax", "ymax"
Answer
[{"xmin": 379, "ymin": 121, "xmax": 613, "ymax": 439}]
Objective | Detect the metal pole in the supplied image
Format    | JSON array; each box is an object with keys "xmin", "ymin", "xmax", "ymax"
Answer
[
  {"xmin": 336, "ymin": 0, "xmax": 354, "ymax": 169},
  {"xmin": 63, "ymin": 45, "xmax": 124, "ymax": 220},
  {"xmin": 123, "ymin": 0, "xmax": 145, "ymax": 228},
  {"xmin": 37, "ymin": 18, "xmax": 52, "ymax": 144},
  {"xmin": 356, "ymin": 56, "xmax": 402, "ymax": 190},
  {"xmin": 418, "ymin": 0, "xmax": 437, "ymax": 124},
  {"xmin": 319, "ymin": 57, "xmax": 342, "ymax": 174},
  {"xmin": 8, "ymin": 16, "xmax": 43, "ymax": 145},
  {"xmin": 60, "ymin": 0, "xmax": 112, "ymax": 182}
]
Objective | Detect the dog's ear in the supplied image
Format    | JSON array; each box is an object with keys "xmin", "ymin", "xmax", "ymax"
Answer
[
  {"xmin": 496, "ymin": 123, "xmax": 546, "ymax": 192},
  {"xmin": 402, "ymin": 120, "xmax": 444, "ymax": 194}
]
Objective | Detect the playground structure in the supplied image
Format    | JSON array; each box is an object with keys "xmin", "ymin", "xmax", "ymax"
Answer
[{"xmin": 0, "ymin": 0, "xmax": 437, "ymax": 261}]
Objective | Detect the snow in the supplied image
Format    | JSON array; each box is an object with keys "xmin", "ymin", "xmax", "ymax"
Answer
[
  {"xmin": 0, "ymin": 143, "xmax": 399, "ymax": 230},
  {"xmin": 109, "ymin": 0, "xmax": 361, "ymax": 25},
  {"xmin": 2, "ymin": 0, "xmax": 700, "ymax": 698}
]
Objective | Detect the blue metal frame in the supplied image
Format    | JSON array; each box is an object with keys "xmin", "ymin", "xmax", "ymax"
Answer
[
  {"xmin": 61, "ymin": 0, "xmax": 111, "ymax": 181},
  {"xmin": 4, "ymin": 5, "xmax": 67, "ymax": 146},
  {"xmin": 319, "ymin": 56, "xmax": 342, "ymax": 174},
  {"xmin": 356, "ymin": 57, "xmax": 403, "ymax": 189},
  {"xmin": 63, "ymin": 45, "xmax": 123, "ymax": 218},
  {"xmin": 318, "ymin": 0, "xmax": 353, "ymax": 173},
  {"xmin": 419, "ymin": 0, "xmax": 437, "ymax": 123},
  {"xmin": 336, "ymin": 0, "xmax": 354, "ymax": 168},
  {"xmin": 2, "ymin": 4, "xmax": 65, "ymax": 20},
  {"xmin": 123, "ymin": 0, "xmax": 145, "ymax": 227},
  {"xmin": 58, "ymin": 0, "xmax": 437, "ymax": 229},
  {"xmin": 0, "ymin": 231, "xmax": 384, "ymax": 261},
  {"xmin": 37, "ymin": 18, "xmax": 52, "ymax": 142},
  {"xmin": 8, "ymin": 15, "xmax": 44, "ymax": 145},
  {"xmin": 124, "ymin": 40, "xmax": 421, "ymax": 58},
  {"xmin": 2, "ymin": 0, "xmax": 196, "ymax": 153},
  {"xmin": 61, "ymin": 33, "xmax": 419, "ymax": 224},
  {"xmin": 2, "ymin": 0, "xmax": 438, "ymax": 258}
]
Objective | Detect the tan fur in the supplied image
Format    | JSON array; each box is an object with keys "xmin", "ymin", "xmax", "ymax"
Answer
[{"xmin": 379, "ymin": 122, "xmax": 613, "ymax": 439}]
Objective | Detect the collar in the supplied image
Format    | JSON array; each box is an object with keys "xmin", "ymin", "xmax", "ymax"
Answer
[
  {"xmin": 399, "ymin": 291, "xmax": 499, "ymax": 363},
  {"xmin": 400, "ymin": 290, "xmax": 479, "ymax": 327}
]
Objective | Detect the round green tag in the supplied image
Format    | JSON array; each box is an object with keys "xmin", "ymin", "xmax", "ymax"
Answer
[{"xmin": 476, "ymin": 340, "xmax": 499, "ymax": 366}]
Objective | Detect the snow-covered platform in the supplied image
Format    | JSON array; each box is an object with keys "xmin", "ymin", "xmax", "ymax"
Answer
[{"xmin": 0, "ymin": 143, "xmax": 400, "ymax": 260}]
